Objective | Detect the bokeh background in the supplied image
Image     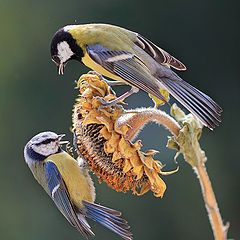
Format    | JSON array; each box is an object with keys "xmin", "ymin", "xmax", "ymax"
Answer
[{"xmin": 0, "ymin": 0, "xmax": 239, "ymax": 239}]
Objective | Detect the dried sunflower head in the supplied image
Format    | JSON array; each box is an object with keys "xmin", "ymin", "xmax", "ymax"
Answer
[{"xmin": 72, "ymin": 73, "xmax": 177, "ymax": 197}]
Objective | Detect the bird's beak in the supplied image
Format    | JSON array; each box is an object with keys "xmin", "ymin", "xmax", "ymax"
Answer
[
  {"xmin": 58, "ymin": 63, "xmax": 65, "ymax": 75},
  {"xmin": 57, "ymin": 134, "xmax": 69, "ymax": 145}
]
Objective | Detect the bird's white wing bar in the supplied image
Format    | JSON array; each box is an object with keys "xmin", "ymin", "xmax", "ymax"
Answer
[{"xmin": 86, "ymin": 44, "xmax": 169, "ymax": 104}]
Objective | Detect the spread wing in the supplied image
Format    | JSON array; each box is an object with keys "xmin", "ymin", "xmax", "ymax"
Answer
[
  {"xmin": 135, "ymin": 34, "xmax": 186, "ymax": 71},
  {"xmin": 45, "ymin": 161, "xmax": 94, "ymax": 238},
  {"xmin": 86, "ymin": 44, "xmax": 168, "ymax": 103}
]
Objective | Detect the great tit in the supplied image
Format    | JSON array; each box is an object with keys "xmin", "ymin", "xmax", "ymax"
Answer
[
  {"xmin": 24, "ymin": 131, "xmax": 132, "ymax": 240},
  {"xmin": 50, "ymin": 23, "xmax": 222, "ymax": 130}
]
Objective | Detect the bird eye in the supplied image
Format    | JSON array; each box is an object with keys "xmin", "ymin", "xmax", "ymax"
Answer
[
  {"xmin": 41, "ymin": 139, "xmax": 54, "ymax": 144},
  {"xmin": 51, "ymin": 55, "xmax": 60, "ymax": 64}
]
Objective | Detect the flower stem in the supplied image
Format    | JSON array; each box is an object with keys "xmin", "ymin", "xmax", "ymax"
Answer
[
  {"xmin": 118, "ymin": 104, "xmax": 228, "ymax": 239},
  {"xmin": 193, "ymin": 164, "xmax": 228, "ymax": 240},
  {"xmin": 166, "ymin": 104, "xmax": 228, "ymax": 239},
  {"xmin": 119, "ymin": 108, "xmax": 181, "ymax": 141}
]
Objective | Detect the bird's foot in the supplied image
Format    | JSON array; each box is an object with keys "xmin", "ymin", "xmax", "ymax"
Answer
[
  {"xmin": 93, "ymin": 96, "xmax": 123, "ymax": 110},
  {"xmin": 87, "ymin": 71, "xmax": 124, "ymax": 86},
  {"xmin": 65, "ymin": 142, "xmax": 75, "ymax": 158},
  {"xmin": 87, "ymin": 71, "xmax": 104, "ymax": 80}
]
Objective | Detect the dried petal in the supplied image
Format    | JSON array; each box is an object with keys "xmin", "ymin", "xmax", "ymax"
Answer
[
  {"xmin": 144, "ymin": 149, "xmax": 159, "ymax": 156},
  {"xmin": 72, "ymin": 73, "xmax": 176, "ymax": 198},
  {"xmin": 133, "ymin": 140, "xmax": 142, "ymax": 151},
  {"xmin": 100, "ymin": 126, "xmax": 111, "ymax": 140},
  {"xmin": 96, "ymin": 115, "xmax": 113, "ymax": 132},
  {"xmin": 160, "ymin": 166, "xmax": 179, "ymax": 175},
  {"xmin": 118, "ymin": 137, "xmax": 135, "ymax": 158},
  {"xmin": 112, "ymin": 151, "xmax": 122, "ymax": 163},
  {"xmin": 135, "ymin": 166, "xmax": 144, "ymax": 180},
  {"xmin": 82, "ymin": 101, "xmax": 92, "ymax": 110},
  {"xmin": 123, "ymin": 159, "xmax": 133, "ymax": 173},
  {"xmin": 83, "ymin": 110, "xmax": 101, "ymax": 125},
  {"xmin": 129, "ymin": 152, "xmax": 144, "ymax": 176},
  {"xmin": 138, "ymin": 151, "xmax": 153, "ymax": 169},
  {"xmin": 104, "ymin": 133, "xmax": 120, "ymax": 153},
  {"xmin": 138, "ymin": 183, "xmax": 151, "ymax": 196}
]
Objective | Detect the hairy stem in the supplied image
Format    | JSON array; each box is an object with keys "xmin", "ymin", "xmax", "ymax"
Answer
[
  {"xmin": 167, "ymin": 104, "xmax": 228, "ymax": 240},
  {"xmin": 194, "ymin": 164, "xmax": 228, "ymax": 240},
  {"xmin": 118, "ymin": 108, "xmax": 181, "ymax": 141},
  {"xmin": 119, "ymin": 105, "xmax": 228, "ymax": 239}
]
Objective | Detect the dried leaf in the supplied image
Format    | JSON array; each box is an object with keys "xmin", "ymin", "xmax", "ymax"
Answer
[{"xmin": 167, "ymin": 104, "xmax": 206, "ymax": 166}]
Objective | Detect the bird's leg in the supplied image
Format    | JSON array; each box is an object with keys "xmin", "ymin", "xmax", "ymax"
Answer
[
  {"xmin": 104, "ymin": 80, "xmax": 126, "ymax": 96},
  {"xmin": 103, "ymin": 80, "xmax": 125, "ymax": 86},
  {"xmin": 97, "ymin": 86, "xmax": 139, "ymax": 109},
  {"xmin": 73, "ymin": 131, "xmax": 90, "ymax": 169},
  {"xmin": 87, "ymin": 70, "xmax": 104, "ymax": 80},
  {"xmin": 73, "ymin": 131, "xmax": 83, "ymax": 157},
  {"xmin": 87, "ymin": 70, "xmax": 138, "ymax": 108}
]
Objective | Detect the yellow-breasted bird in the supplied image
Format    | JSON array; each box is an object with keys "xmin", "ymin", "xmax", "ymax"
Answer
[
  {"xmin": 24, "ymin": 131, "xmax": 132, "ymax": 239},
  {"xmin": 50, "ymin": 23, "xmax": 222, "ymax": 130}
]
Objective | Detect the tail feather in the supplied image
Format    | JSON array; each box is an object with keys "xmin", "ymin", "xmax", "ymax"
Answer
[
  {"xmin": 166, "ymin": 80, "xmax": 221, "ymax": 122},
  {"xmin": 84, "ymin": 200, "xmax": 122, "ymax": 217},
  {"xmin": 165, "ymin": 80, "xmax": 219, "ymax": 129},
  {"xmin": 87, "ymin": 210, "xmax": 129, "ymax": 229},
  {"xmin": 181, "ymin": 80, "xmax": 222, "ymax": 114},
  {"xmin": 83, "ymin": 201, "xmax": 128, "ymax": 225},
  {"xmin": 77, "ymin": 214, "xmax": 95, "ymax": 238},
  {"xmin": 87, "ymin": 211, "xmax": 131, "ymax": 236},
  {"xmin": 83, "ymin": 200, "xmax": 132, "ymax": 240},
  {"xmin": 159, "ymin": 77, "xmax": 222, "ymax": 130}
]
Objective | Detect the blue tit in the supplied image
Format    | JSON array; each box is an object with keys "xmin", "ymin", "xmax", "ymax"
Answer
[
  {"xmin": 50, "ymin": 23, "xmax": 222, "ymax": 130},
  {"xmin": 24, "ymin": 131, "xmax": 132, "ymax": 240}
]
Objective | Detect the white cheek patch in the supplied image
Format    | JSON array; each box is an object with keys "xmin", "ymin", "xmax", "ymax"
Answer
[
  {"xmin": 33, "ymin": 142, "xmax": 59, "ymax": 156},
  {"xmin": 57, "ymin": 41, "xmax": 74, "ymax": 63}
]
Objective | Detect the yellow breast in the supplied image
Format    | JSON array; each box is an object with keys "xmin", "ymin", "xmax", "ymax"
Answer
[{"xmin": 46, "ymin": 152, "xmax": 95, "ymax": 208}]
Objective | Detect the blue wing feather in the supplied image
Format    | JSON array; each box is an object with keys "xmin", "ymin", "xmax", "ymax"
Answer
[{"xmin": 45, "ymin": 161, "xmax": 94, "ymax": 238}]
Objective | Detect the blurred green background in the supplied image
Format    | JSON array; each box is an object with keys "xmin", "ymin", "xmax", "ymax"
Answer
[{"xmin": 0, "ymin": 0, "xmax": 239, "ymax": 239}]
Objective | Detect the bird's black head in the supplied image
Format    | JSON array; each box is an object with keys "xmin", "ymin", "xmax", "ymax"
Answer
[{"xmin": 50, "ymin": 27, "xmax": 84, "ymax": 74}]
